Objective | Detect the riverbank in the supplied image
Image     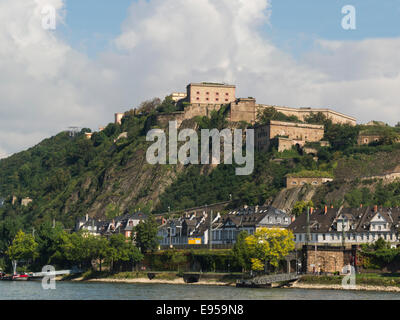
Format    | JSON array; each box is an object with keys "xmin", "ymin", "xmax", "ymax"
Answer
[
  {"xmin": 61, "ymin": 271, "xmax": 400, "ymax": 292},
  {"xmin": 293, "ymin": 273, "xmax": 400, "ymax": 292},
  {"xmin": 85, "ymin": 277, "xmax": 236, "ymax": 286},
  {"xmin": 62, "ymin": 271, "xmax": 238, "ymax": 287},
  {"xmin": 291, "ymin": 282, "xmax": 400, "ymax": 292}
]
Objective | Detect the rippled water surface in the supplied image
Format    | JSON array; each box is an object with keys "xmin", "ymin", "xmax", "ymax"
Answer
[{"xmin": 1, "ymin": 281, "xmax": 399, "ymax": 300}]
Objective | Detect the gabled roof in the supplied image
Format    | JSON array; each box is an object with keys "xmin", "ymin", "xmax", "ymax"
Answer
[
  {"xmin": 289, "ymin": 206, "xmax": 400, "ymax": 234},
  {"xmin": 289, "ymin": 208, "xmax": 338, "ymax": 234}
]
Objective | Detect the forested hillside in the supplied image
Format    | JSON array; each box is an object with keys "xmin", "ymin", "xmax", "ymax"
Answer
[{"xmin": 1, "ymin": 100, "xmax": 400, "ymax": 255}]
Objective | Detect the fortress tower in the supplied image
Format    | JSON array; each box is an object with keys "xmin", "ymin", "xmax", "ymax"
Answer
[
  {"xmin": 115, "ymin": 113, "xmax": 124, "ymax": 125},
  {"xmin": 186, "ymin": 82, "xmax": 236, "ymax": 104}
]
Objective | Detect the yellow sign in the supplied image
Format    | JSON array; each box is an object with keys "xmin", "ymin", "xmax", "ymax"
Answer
[{"xmin": 188, "ymin": 238, "xmax": 202, "ymax": 245}]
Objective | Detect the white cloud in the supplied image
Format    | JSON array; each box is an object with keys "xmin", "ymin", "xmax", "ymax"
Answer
[
  {"xmin": 1, "ymin": 0, "xmax": 400, "ymax": 157},
  {"xmin": 0, "ymin": 0, "xmax": 123, "ymax": 157},
  {"xmin": 108, "ymin": 0, "xmax": 400, "ymax": 125}
]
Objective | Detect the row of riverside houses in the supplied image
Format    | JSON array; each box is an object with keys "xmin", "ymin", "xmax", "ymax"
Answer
[
  {"xmin": 158, "ymin": 205, "xmax": 293, "ymax": 247},
  {"xmin": 75, "ymin": 204, "xmax": 400, "ymax": 249},
  {"xmin": 76, "ymin": 212, "xmax": 148, "ymax": 238},
  {"xmin": 290, "ymin": 205, "xmax": 400, "ymax": 248}
]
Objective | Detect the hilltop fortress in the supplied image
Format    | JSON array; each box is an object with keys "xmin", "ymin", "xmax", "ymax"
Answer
[
  {"xmin": 155, "ymin": 82, "xmax": 356, "ymax": 127},
  {"xmin": 112, "ymin": 82, "xmax": 357, "ymax": 153}
]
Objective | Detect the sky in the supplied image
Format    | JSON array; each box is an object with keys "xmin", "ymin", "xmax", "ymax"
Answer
[{"xmin": 1, "ymin": 0, "xmax": 400, "ymax": 158}]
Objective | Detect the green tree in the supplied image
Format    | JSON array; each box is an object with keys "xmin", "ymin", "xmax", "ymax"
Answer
[
  {"xmin": 373, "ymin": 237, "xmax": 391, "ymax": 251},
  {"xmin": 232, "ymin": 231, "xmax": 251, "ymax": 271},
  {"xmin": 304, "ymin": 112, "xmax": 329, "ymax": 125},
  {"xmin": 134, "ymin": 216, "xmax": 160, "ymax": 253},
  {"xmin": 89, "ymin": 236, "xmax": 109, "ymax": 272},
  {"xmin": 7, "ymin": 230, "xmax": 39, "ymax": 267},
  {"xmin": 292, "ymin": 200, "xmax": 314, "ymax": 216},
  {"xmin": 57, "ymin": 232, "xmax": 92, "ymax": 269},
  {"xmin": 324, "ymin": 123, "xmax": 360, "ymax": 150},
  {"xmin": 156, "ymin": 96, "xmax": 178, "ymax": 114},
  {"xmin": 139, "ymin": 97, "xmax": 162, "ymax": 113},
  {"xmin": 107, "ymin": 234, "xmax": 143, "ymax": 272},
  {"xmin": 245, "ymin": 228, "xmax": 295, "ymax": 271},
  {"xmin": 35, "ymin": 221, "xmax": 66, "ymax": 267},
  {"xmin": 379, "ymin": 128, "xmax": 399, "ymax": 145},
  {"xmin": 256, "ymin": 107, "xmax": 300, "ymax": 124},
  {"xmin": 195, "ymin": 105, "xmax": 229, "ymax": 130}
]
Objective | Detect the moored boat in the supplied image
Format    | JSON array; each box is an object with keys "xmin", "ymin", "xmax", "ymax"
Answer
[{"xmin": 0, "ymin": 274, "xmax": 29, "ymax": 281}]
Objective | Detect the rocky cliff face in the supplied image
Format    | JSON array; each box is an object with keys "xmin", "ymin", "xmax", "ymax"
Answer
[{"xmin": 272, "ymin": 185, "xmax": 316, "ymax": 213}]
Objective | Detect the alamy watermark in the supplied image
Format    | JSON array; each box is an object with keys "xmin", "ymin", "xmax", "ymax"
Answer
[
  {"xmin": 341, "ymin": 264, "xmax": 356, "ymax": 289},
  {"xmin": 342, "ymin": 5, "xmax": 356, "ymax": 30},
  {"xmin": 146, "ymin": 121, "xmax": 254, "ymax": 176},
  {"xmin": 41, "ymin": 265, "xmax": 56, "ymax": 290},
  {"xmin": 41, "ymin": 5, "xmax": 56, "ymax": 30}
]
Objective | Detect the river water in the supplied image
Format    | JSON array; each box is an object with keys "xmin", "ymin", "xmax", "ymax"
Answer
[{"xmin": 0, "ymin": 281, "xmax": 399, "ymax": 300}]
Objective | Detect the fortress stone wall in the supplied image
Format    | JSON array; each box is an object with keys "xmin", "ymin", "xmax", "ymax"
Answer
[
  {"xmin": 357, "ymin": 134, "xmax": 382, "ymax": 145},
  {"xmin": 262, "ymin": 105, "xmax": 357, "ymax": 126},
  {"xmin": 255, "ymin": 121, "xmax": 325, "ymax": 152},
  {"xmin": 286, "ymin": 177, "xmax": 334, "ymax": 189},
  {"xmin": 154, "ymin": 82, "xmax": 357, "ymax": 135},
  {"xmin": 230, "ymin": 98, "xmax": 257, "ymax": 123}
]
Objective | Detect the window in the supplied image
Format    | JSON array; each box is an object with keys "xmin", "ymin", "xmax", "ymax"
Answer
[
  {"xmin": 323, "ymin": 234, "xmax": 326, "ymax": 241},
  {"xmin": 216, "ymin": 98, "xmax": 219, "ymax": 102},
  {"xmin": 206, "ymin": 92, "xmax": 209, "ymax": 95},
  {"xmin": 225, "ymin": 99, "xmax": 229, "ymax": 102},
  {"xmin": 225, "ymin": 93, "xmax": 229, "ymax": 96},
  {"xmin": 206, "ymin": 98, "xmax": 209, "ymax": 101},
  {"xmin": 196, "ymin": 91, "xmax": 200, "ymax": 94},
  {"xmin": 216, "ymin": 92, "xmax": 219, "ymax": 96},
  {"xmin": 196, "ymin": 97, "xmax": 200, "ymax": 101}
]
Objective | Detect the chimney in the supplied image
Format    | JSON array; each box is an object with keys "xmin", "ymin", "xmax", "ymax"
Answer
[
  {"xmin": 310, "ymin": 207, "xmax": 314, "ymax": 215},
  {"xmin": 374, "ymin": 205, "xmax": 378, "ymax": 213},
  {"xmin": 331, "ymin": 205, "xmax": 334, "ymax": 209},
  {"xmin": 324, "ymin": 205, "xmax": 328, "ymax": 214}
]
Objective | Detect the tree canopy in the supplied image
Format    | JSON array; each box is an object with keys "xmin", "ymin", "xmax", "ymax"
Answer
[{"xmin": 245, "ymin": 228, "xmax": 295, "ymax": 271}]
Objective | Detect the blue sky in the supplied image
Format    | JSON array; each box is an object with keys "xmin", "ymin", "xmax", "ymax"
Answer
[
  {"xmin": 60, "ymin": 0, "xmax": 400, "ymax": 58},
  {"xmin": 59, "ymin": 0, "xmax": 133, "ymax": 56}
]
